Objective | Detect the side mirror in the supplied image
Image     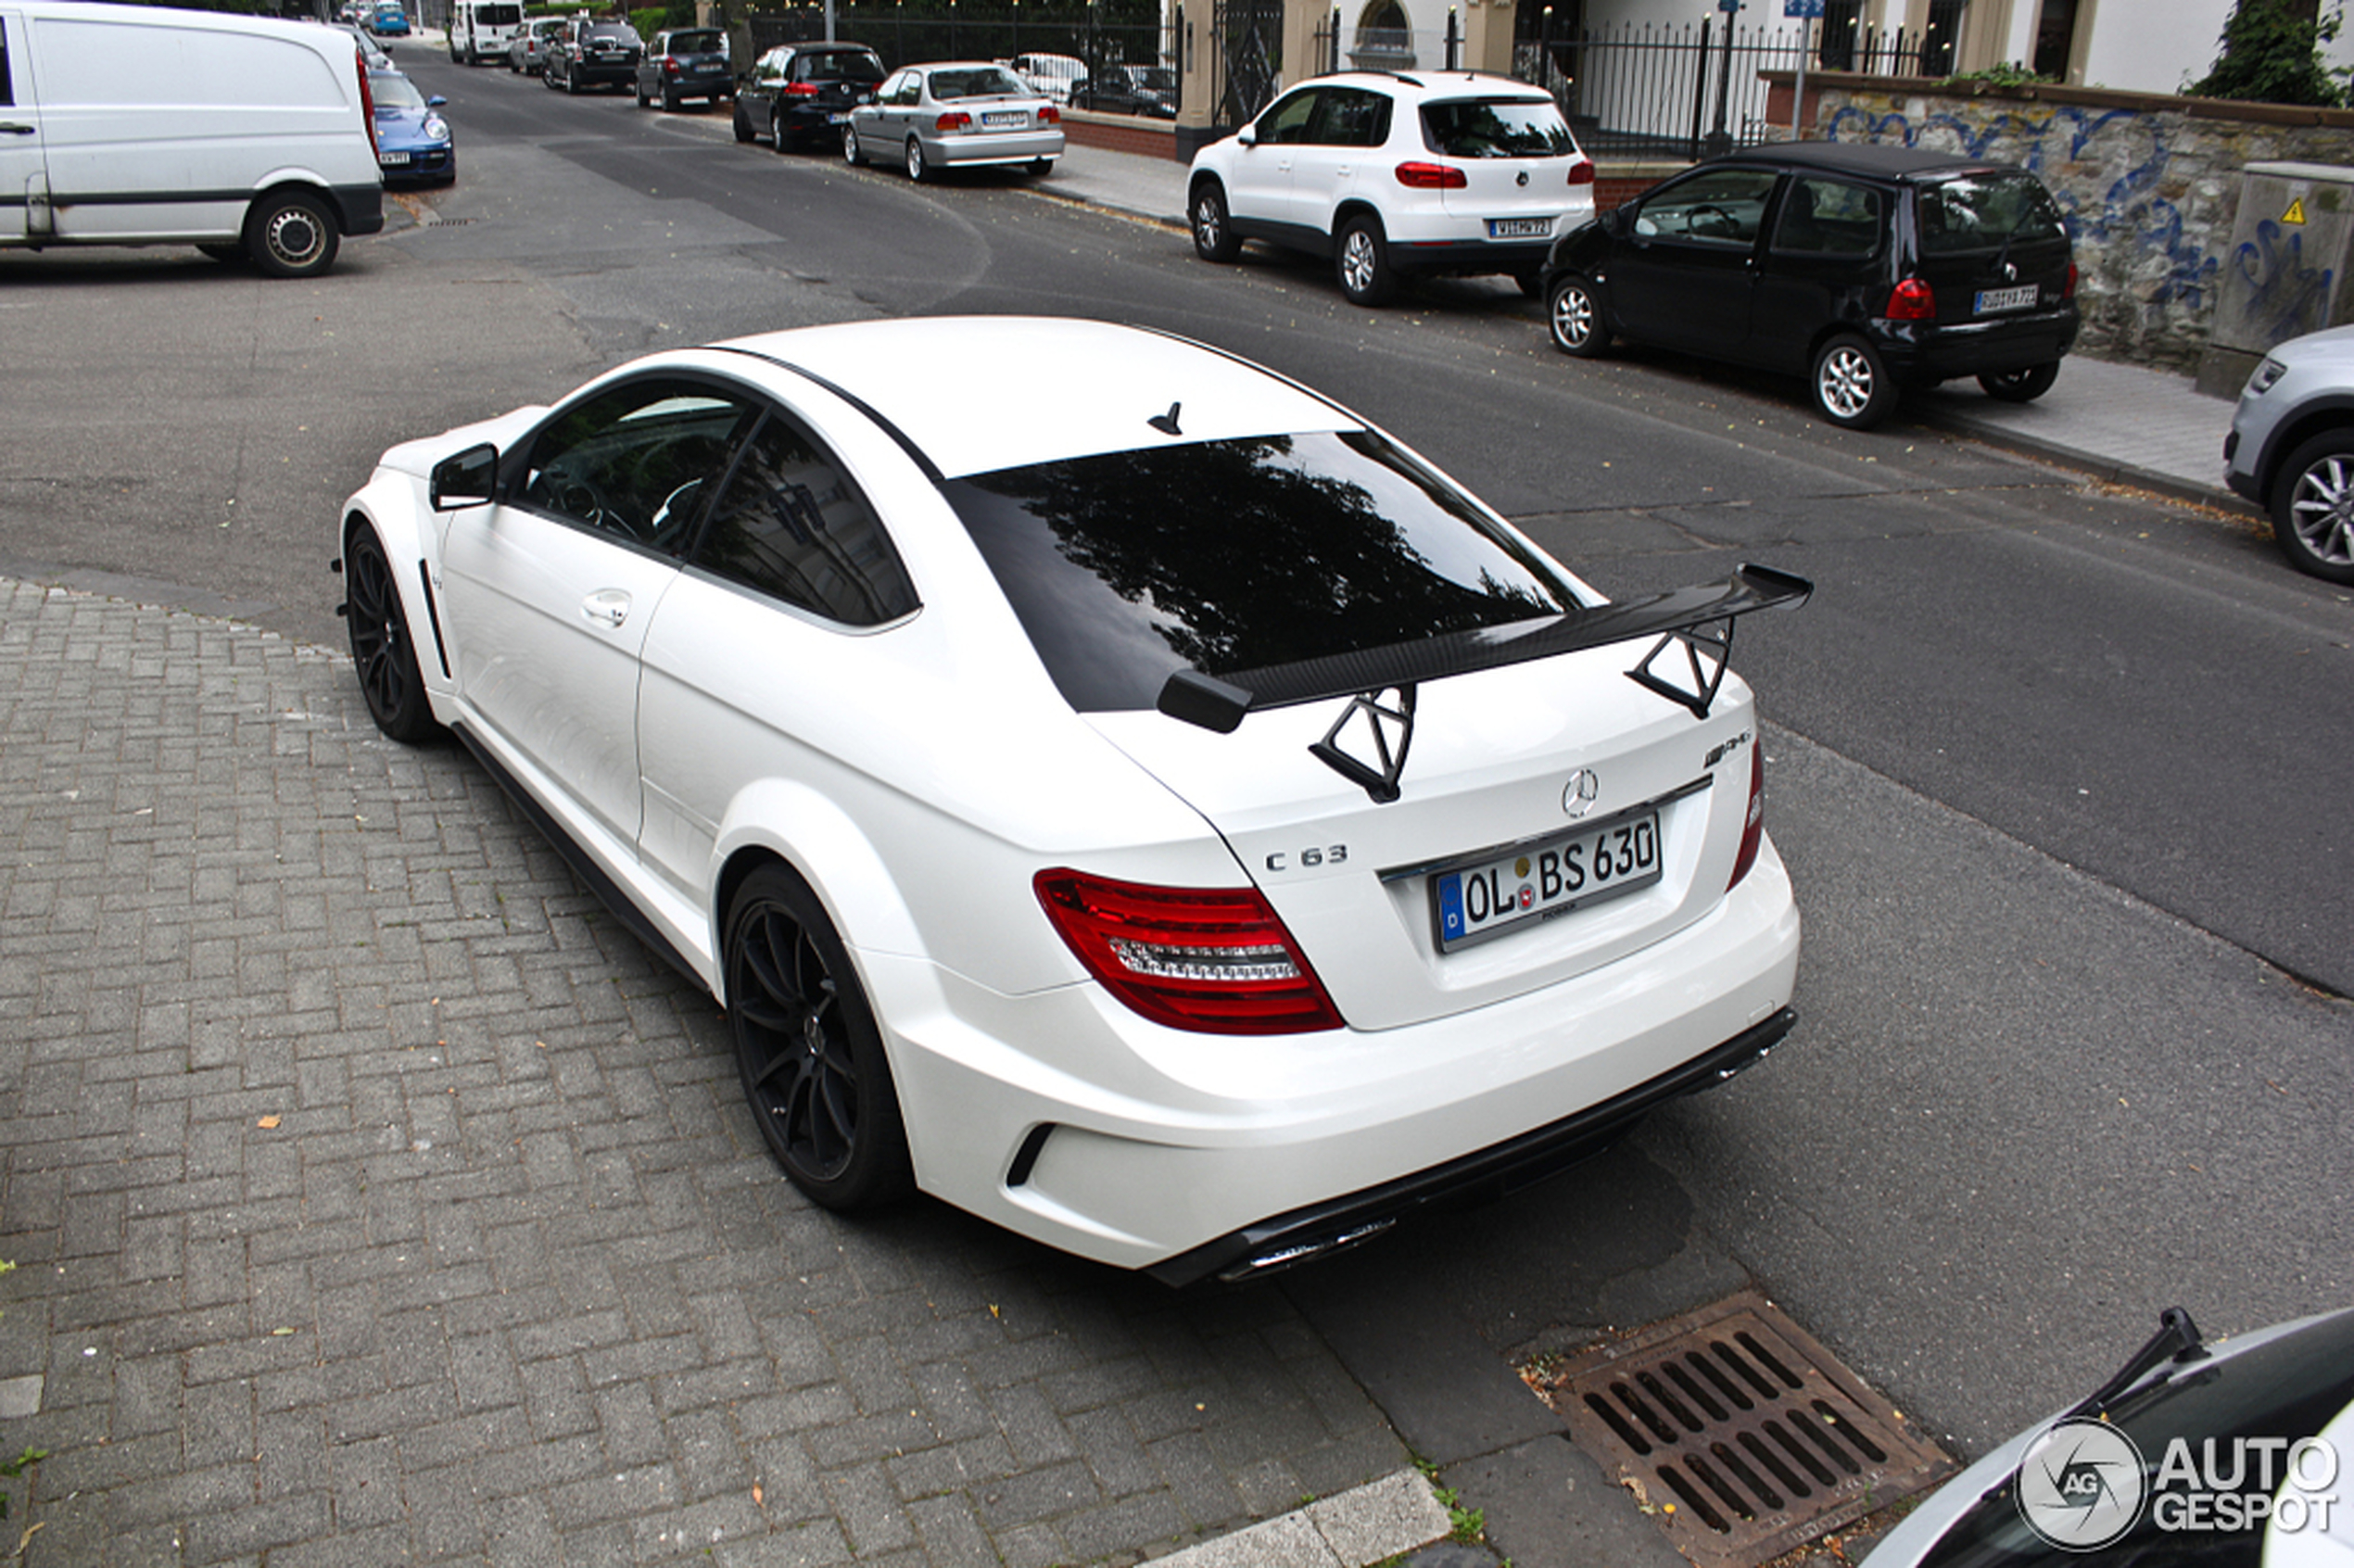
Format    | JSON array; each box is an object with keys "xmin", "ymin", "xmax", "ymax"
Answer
[
  {"xmin": 1236, "ymin": 122, "xmax": 1257, "ymax": 147},
  {"xmin": 430, "ymin": 443, "xmax": 499, "ymax": 511},
  {"xmin": 427, "ymin": 95, "xmax": 447, "ymax": 107}
]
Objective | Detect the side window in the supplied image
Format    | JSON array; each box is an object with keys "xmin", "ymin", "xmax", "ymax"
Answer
[
  {"xmin": 1, "ymin": 19, "xmax": 13, "ymax": 108},
  {"xmin": 1632, "ymin": 168, "xmax": 1780, "ymax": 247},
  {"xmin": 893, "ymin": 73, "xmax": 921, "ymax": 106},
  {"xmin": 1310, "ymin": 88, "xmax": 1389, "ymax": 148},
  {"xmin": 692, "ymin": 411, "xmax": 918, "ymax": 626},
  {"xmin": 1771, "ymin": 177, "xmax": 1883, "ymax": 256},
  {"xmin": 1256, "ymin": 89, "xmax": 1320, "ymax": 145},
  {"xmin": 518, "ymin": 379, "xmax": 757, "ymax": 552}
]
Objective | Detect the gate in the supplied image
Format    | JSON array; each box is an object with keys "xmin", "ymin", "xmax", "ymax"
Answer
[{"xmin": 1210, "ymin": 0, "xmax": 1283, "ymax": 128}]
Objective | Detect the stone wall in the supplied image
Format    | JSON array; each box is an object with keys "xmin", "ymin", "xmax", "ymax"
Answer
[{"xmin": 1791, "ymin": 74, "xmax": 2354, "ymax": 372}]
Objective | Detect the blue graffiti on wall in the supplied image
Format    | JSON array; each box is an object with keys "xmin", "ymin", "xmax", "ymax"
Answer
[{"xmin": 2231, "ymin": 220, "xmax": 2335, "ymax": 341}]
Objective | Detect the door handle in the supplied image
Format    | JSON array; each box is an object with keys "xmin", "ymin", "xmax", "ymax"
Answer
[
  {"xmin": 0, "ymin": 123, "xmax": 35, "ymax": 135},
  {"xmin": 582, "ymin": 588, "xmax": 630, "ymax": 628}
]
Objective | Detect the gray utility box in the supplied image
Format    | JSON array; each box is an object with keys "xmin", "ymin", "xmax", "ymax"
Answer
[{"xmin": 2197, "ymin": 161, "xmax": 2354, "ymax": 398}]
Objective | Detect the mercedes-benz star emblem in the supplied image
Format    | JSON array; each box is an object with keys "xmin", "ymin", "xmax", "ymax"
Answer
[
  {"xmin": 1563, "ymin": 769, "xmax": 1600, "ymax": 817},
  {"xmin": 1516, "ymin": 171, "xmax": 1529, "ymax": 187}
]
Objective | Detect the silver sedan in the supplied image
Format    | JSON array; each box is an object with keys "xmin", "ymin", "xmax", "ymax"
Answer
[{"xmin": 842, "ymin": 63, "xmax": 1063, "ymax": 181}]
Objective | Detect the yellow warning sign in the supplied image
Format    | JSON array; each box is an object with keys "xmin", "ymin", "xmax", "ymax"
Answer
[{"xmin": 2284, "ymin": 196, "xmax": 2309, "ymax": 224}]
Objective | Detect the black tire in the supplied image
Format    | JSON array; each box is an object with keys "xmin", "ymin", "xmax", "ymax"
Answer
[
  {"xmin": 565, "ymin": 68, "xmax": 581, "ymax": 95},
  {"xmin": 725, "ymin": 865, "xmax": 914, "ymax": 1211},
  {"xmin": 1334, "ymin": 213, "xmax": 1394, "ymax": 306},
  {"xmin": 1811, "ymin": 333, "xmax": 1895, "ymax": 430},
  {"xmin": 842, "ymin": 123, "xmax": 864, "ymax": 165},
  {"xmin": 636, "ymin": 80, "xmax": 650, "ymax": 107},
  {"xmin": 1979, "ymin": 361, "xmax": 2060, "ymax": 402},
  {"xmin": 663, "ymin": 87, "xmax": 680, "ymax": 112},
  {"xmin": 772, "ymin": 107, "xmax": 791, "ymax": 151},
  {"xmin": 733, "ymin": 99, "xmax": 754, "ymax": 142},
  {"xmin": 1512, "ymin": 268, "xmax": 1543, "ymax": 299},
  {"xmin": 1547, "ymin": 272, "xmax": 1612, "ymax": 358},
  {"xmin": 1191, "ymin": 181, "xmax": 1240, "ymax": 262},
  {"xmin": 1027, "ymin": 158, "xmax": 1052, "ymax": 176},
  {"xmin": 905, "ymin": 136, "xmax": 930, "ymax": 183},
  {"xmin": 343, "ymin": 522, "xmax": 439, "ymax": 744},
  {"xmin": 196, "ymin": 242, "xmax": 246, "ymax": 264},
  {"xmin": 244, "ymin": 191, "xmax": 339, "ymax": 279},
  {"xmin": 2269, "ymin": 429, "xmax": 2354, "ymax": 583}
]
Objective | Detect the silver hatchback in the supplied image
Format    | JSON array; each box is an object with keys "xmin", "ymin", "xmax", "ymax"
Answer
[{"xmin": 842, "ymin": 63, "xmax": 1063, "ymax": 182}]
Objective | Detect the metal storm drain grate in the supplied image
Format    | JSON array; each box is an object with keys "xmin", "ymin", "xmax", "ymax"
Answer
[{"xmin": 1533, "ymin": 1292, "xmax": 1956, "ymax": 1568}]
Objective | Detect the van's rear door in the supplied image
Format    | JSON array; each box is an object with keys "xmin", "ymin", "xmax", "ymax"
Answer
[{"xmin": 0, "ymin": 10, "xmax": 50, "ymax": 241}]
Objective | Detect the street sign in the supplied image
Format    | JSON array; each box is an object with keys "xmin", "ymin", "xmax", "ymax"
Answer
[{"xmin": 1785, "ymin": 0, "xmax": 1825, "ymax": 13}]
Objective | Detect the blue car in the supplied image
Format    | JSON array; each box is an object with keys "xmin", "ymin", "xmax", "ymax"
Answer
[
  {"xmin": 369, "ymin": 3, "xmax": 410, "ymax": 37},
  {"xmin": 370, "ymin": 70, "xmax": 453, "ymax": 184}
]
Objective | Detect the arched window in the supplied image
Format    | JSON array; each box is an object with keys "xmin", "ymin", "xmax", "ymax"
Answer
[{"xmin": 1351, "ymin": 0, "xmax": 1414, "ymax": 70}]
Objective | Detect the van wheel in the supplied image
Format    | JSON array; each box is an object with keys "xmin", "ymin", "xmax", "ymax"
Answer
[{"xmin": 246, "ymin": 192, "xmax": 340, "ymax": 280}]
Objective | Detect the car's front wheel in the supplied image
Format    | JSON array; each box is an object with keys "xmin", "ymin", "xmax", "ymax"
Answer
[
  {"xmin": 905, "ymin": 136, "xmax": 930, "ymax": 183},
  {"xmin": 245, "ymin": 191, "xmax": 339, "ymax": 279},
  {"xmin": 1547, "ymin": 273, "xmax": 1612, "ymax": 358},
  {"xmin": 343, "ymin": 522, "xmax": 440, "ymax": 743},
  {"xmin": 1979, "ymin": 361, "xmax": 2060, "ymax": 402},
  {"xmin": 1191, "ymin": 181, "xmax": 1240, "ymax": 262},
  {"xmin": 772, "ymin": 107, "xmax": 791, "ymax": 151},
  {"xmin": 732, "ymin": 98, "xmax": 754, "ymax": 142},
  {"xmin": 2271, "ymin": 429, "xmax": 2354, "ymax": 583},
  {"xmin": 1335, "ymin": 213, "xmax": 1394, "ymax": 306},
  {"xmin": 842, "ymin": 123, "xmax": 863, "ymax": 165},
  {"xmin": 1811, "ymin": 333, "xmax": 1894, "ymax": 430},
  {"xmin": 725, "ymin": 866, "xmax": 914, "ymax": 1211}
]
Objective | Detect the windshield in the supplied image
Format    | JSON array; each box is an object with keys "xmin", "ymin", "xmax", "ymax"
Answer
[
  {"xmin": 930, "ymin": 67, "xmax": 1028, "ymax": 100},
  {"xmin": 943, "ymin": 430, "xmax": 1578, "ymax": 714},
  {"xmin": 371, "ymin": 72, "xmax": 425, "ymax": 108},
  {"xmin": 1917, "ymin": 171, "xmax": 2067, "ymax": 255},
  {"xmin": 1422, "ymin": 98, "xmax": 1576, "ymax": 158}
]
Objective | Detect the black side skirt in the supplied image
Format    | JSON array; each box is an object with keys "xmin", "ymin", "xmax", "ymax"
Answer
[{"xmin": 1145, "ymin": 1007, "xmax": 1795, "ymax": 1288}]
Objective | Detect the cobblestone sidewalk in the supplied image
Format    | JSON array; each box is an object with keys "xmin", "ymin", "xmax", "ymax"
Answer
[{"xmin": 0, "ymin": 578, "xmax": 1410, "ymax": 1567}]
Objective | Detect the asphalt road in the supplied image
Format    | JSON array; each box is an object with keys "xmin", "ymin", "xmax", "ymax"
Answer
[{"xmin": 4, "ymin": 44, "xmax": 2349, "ymax": 1562}]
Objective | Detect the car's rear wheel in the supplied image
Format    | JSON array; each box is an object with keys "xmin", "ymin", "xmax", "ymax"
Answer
[
  {"xmin": 905, "ymin": 136, "xmax": 930, "ymax": 183},
  {"xmin": 725, "ymin": 865, "xmax": 913, "ymax": 1212},
  {"xmin": 1547, "ymin": 273, "xmax": 1612, "ymax": 358},
  {"xmin": 842, "ymin": 123, "xmax": 863, "ymax": 165},
  {"xmin": 772, "ymin": 107, "xmax": 791, "ymax": 151},
  {"xmin": 1979, "ymin": 361, "xmax": 2060, "ymax": 402},
  {"xmin": 1811, "ymin": 333, "xmax": 1894, "ymax": 430},
  {"xmin": 245, "ymin": 191, "xmax": 339, "ymax": 280},
  {"xmin": 1512, "ymin": 268, "xmax": 1543, "ymax": 299},
  {"xmin": 2271, "ymin": 429, "xmax": 2354, "ymax": 583},
  {"xmin": 1027, "ymin": 158, "xmax": 1052, "ymax": 176},
  {"xmin": 343, "ymin": 522, "xmax": 439, "ymax": 744},
  {"xmin": 663, "ymin": 86, "xmax": 680, "ymax": 112},
  {"xmin": 1191, "ymin": 181, "xmax": 1240, "ymax": 262},
  {"xmin": 1335, "ymin": 214, "xmax": 1394, "ymax": 306},
  {"xmin": 732, "ymin": 99, "xmax": 754, "ymax": 142},
  {"xmin": 636, "ymin": 80, "xmax": 650, "ymax": 106}
]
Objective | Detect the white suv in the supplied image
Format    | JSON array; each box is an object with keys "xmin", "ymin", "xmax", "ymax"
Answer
[{"xmin": 1187, "ymin": 71, "xmax": 1594, "ymax": 305}]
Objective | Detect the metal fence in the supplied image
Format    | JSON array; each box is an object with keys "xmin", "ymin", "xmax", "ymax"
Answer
[{"xmin": 748, "ymin": 6, "xmax": 1176, "ymax": 87}]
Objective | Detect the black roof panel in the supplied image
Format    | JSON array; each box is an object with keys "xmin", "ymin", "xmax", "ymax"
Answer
[{"xmin": 1704, "ymin": 139, "xmax": 2014, "ymax": 181}]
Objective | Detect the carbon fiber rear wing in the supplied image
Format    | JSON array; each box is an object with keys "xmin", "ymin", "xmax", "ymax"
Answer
[{"xmin": 1155, "ymin": 563, "xmax": 1813, "ymax": 803}]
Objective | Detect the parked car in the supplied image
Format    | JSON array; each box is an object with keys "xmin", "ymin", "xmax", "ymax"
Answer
[
  {"xmin": 507, "ymin": 16, "xmax": 564, "ymax": 74},
  {"xmin": 2223, "ymin": 322, "xmax": 2354, "ymax": 583},
  {"xmin": 843, "ymin": 63, "xmax": 1062, "ymax": 181},
  {"xmin": 1544, "ymin": 142, "xmax": 2079, "ymax": 431},
  {"xmin": 1006, "ymin": 51, "xmax": 1087, "ymax": 104},
  {"xmin": 543, "ymin": 17, "xmax": 642, "ymax": 95},
  {"xmin": 1187, "ymin": 70, "xmax": 1595, "ymax": 307},
  {"xmin": 333, "ymin": 316, "xmax": 1806, "ymax": 1285},
  {"xmin": 448, "ymin": 0, "xmax": 522, "ymax": 65},
  {"xmin": 334, "ymin": 19, "xmax": 396, "ymax": 70},
  {"xmin": 1073, "ymin": 62, "xmax": 1176, "ymax": 118},
  {"xmin": 1860, "ymin": 1305, "xmax": 2354, "ymax": 1568},
  {"xmin": 369, "ymin": 70, "xmax": 454, "ymax": 185},
  {"xmin": 637, "ymin": 28, "xmax": 732, "ymax": 111},
  {"xmin": 1, "ymin": 0, "xmax": 385, "ymax": 279},
  {"xmin": 733, "ymin": 41, "xmax": 886, "ymax": 151},
  {"xmin": 368, "ymin": 1, "xmax": 410, "ymax": 37}
]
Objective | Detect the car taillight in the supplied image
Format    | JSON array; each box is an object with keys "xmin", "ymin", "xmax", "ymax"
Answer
[
  {"xmin": 1034, "ymin": 870, "xmax": 1343, "ymax": 1034},
  {"xmin": 936, "ymin": 110, "xmax": 972, "ymax": 131},
  {"xmin": 356, "ymin": 52, "xmax": 379, "ymax": 158},
  {"xmin": 1040, "ymin": 105, "xmax": 1060, "ymax": 123},
  {"xmin": 1395, "ymin": 160, "xmax": 1467, "ymax": 190},
  {"xmin": 1566, "ymin": 155, "xmax": 1595, "ymax": 185},
  {"xmin": 664, "ymin": 57, "xmax": 679, "ymax": 75},
  {"xmin": 2063, "ymin": 261, "xmax": 2078, "ymax": 299},
  {"xmin": 1885, "ymin": 277, "xmax": 1936, "ymax": 321},
  {"xmin": 783, "ymin": 81, "xmax": 818, "ymax": 96},
  {"xmin": 1728, "ymin": 747, "xmax": 1766, "ymax": 891}
]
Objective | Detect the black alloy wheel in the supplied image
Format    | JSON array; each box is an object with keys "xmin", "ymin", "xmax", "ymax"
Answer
[
  {"xmin": 1191, "ymin": 182, "xmax": 1240, "ymax": 262},
  {"xmin": 343, "ymin": 523, "xmax": 439, "ymax": 743},
  {"xmin": 724, "ymin": 866, "xmax": 913, "ymax": 1210},
  {"xmin": 1547, "ymin": 273, "xmax": 1612, "ymax": 358}
]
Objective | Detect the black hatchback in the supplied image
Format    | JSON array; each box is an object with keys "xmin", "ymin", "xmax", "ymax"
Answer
[
  {"xmin": 1541, "ymin": 142, "xmax": 2078, "ymax": 429},
  {"xmin": 733, "ymin": 43, "xmax": 887, "ymax": 151}
]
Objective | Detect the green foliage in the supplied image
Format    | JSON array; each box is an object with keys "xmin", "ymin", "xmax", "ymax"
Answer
[
  {"xmin": 2191, "ymin": 0, "xmax": 2347, "ymax": 107},
  {"xmin": 0, "ymin": 1446, "xmax": 46, "ymax": 1524},
  {"xmin": 1944, "ymin": 60, "xmax": 2059, "ymax": 87},
  {"xmin": 630, "ymin": 5, "xmax": 665, "ymax": 36}
]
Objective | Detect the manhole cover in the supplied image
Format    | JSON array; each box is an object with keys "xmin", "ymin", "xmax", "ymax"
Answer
[{"xmin": 1531, "ymin": 1292, "xmax": 1955, "ymax": 1568}]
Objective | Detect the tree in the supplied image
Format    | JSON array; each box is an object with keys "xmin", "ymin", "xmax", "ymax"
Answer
[{"xmin": 2190, "ymin": 0, "xmax": 2346, "ymax": 107}]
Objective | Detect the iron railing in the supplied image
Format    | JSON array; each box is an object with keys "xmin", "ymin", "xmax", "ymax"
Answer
[{"xmin": 748, "ymin": 6, "xmax": 1177, "ymax": 99}]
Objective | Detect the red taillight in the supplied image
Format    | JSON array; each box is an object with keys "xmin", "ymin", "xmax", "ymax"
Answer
[
  {"xmin": 1039, "ymin": 105, "xmax": 1060, "ymax": 123},
  {"xmin": 1034, "ymin": 870, "xmax": 1344, "ymax": 1034},
  {"xmin": 1885, "ymin": 277, "xmax": 1936, "ymax": 321},
  {"xmin": 1728, "ymin": 747, "xmax": 1766, "ymax": 891},
  {"xmin": 782, "ymin": 81, "xmax": 819, "ymax": 97},
  {"xmin": 664, "ymin": 57, "xmax": 680, "ymax": 76},
  {"xmin": 1566, "ymin": 156, "xmax": 1595, "ymax": 186},
  {"xmin": 936, "ymin": 110, "xmax": 972, "ymax": 131},
  {"xmin": 355, "ymin": 51, "xmax": 379, "ymax": 158},
  {"xmin": 2063, "ymin": 261, "xmax": 2078, "ymax": 299},
  {"xmin": 1394, "ymin": 160, "xmax": 1467, "ymax": 190}
]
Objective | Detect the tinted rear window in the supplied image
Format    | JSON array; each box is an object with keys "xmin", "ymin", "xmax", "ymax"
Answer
[
  {"xmin": 1422, "ymin": 98, "xmax": 1576, "ymax": 158},
  {"xmin": 668, "ymin": 29, "xmax": 723, "ymax": 51},
  {"xmin": 1916, "ymin": 171, "xmax": 2067, "ymax": 255},
  {"xmin": 585, "ymin": 22, "xmax": 637, "ymax": 40},
  {"xmin": 477, "ymin": 4, "xmax": 521, "ymax": 24},
  {"xmin": 943, "ymin": 431, "xmax": 1577, "ymax": 714},
  {"xmin": 796, "ymin": 50, "xmax": 885, "ymax": 82}
]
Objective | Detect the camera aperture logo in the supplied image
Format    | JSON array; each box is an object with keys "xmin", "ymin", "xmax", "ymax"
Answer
[{"xmin": 2019, "ymin": 1419, "xmax": 2145, "ymax": 1550}]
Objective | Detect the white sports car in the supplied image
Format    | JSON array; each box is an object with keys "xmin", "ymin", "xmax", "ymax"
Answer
[{"xmin": 335, "ymin": 317, "xmax": 1806, "ymax": 1285}]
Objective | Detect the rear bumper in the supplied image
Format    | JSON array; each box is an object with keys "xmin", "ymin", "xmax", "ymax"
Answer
[
  {"xmin": 659, "ymin": 70, "xmax": 732, "ymax": 96},
  {"xmin": 930, "ymin": 130, "xmax": 1065, "ymax": 166},
  {"xmin": 1386, "ymin": 235, "xmax": 1553, "ymax": 277},
  {"xmin": 1879, "ymin": 305, "xmax": 2078, "ymax": 381}
]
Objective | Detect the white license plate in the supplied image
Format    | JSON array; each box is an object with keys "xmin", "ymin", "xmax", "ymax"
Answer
[
  {"xmin": 1488, "ymin": 217, "xmax": 1551, "ymax": 238},
  {"xmin": 378, "ymin": 151, "xmax": 411, "ymax": 165},
  {"xmin": 1975, "ymin": 284, "xmax": 2039, "ymax": 313},
  {"xmin": 1431, "ymin": 807, "xmax": 1663, "ymax": 951},
  {"xmin": 981, "ymin": 111, "xmax": 1027, "ymax": 126},
  {"xmin": 828, "ymin": 111, "xmax": 850, "ymax": 123}
]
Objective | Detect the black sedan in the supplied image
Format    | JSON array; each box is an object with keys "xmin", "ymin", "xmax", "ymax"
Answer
[
  {"xmin": 1542, "ymin": 141, "xmax": 2079, "ymax": 430},
  {"xmin": 733, "ymin": 42, "xmax": 886, "ymax": 151},
  {"xmin": 1073, "ymin": 63, "xmax": 1176, "ymax": 118},
  {"xmin": 544, "ymin": 18, "xmax": 642, "ymax": 95}
]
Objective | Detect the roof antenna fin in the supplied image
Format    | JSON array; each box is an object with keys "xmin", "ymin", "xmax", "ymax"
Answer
[{"xmin": 1147, "ymin": 401, "xmax": 1183, "ymax": 436}]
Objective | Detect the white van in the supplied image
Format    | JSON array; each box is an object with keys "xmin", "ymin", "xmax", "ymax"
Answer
[
  {"xmin": 449, "ymin": 0, "xmax": 524, "ymax": 67},
  {"xmin": 0, "ymin": 2, "xmax": 385, "ymax": 278}
]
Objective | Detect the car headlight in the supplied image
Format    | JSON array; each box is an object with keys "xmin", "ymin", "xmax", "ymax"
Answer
[
  {"xmin": 2247, "ymin": 357, "xmax": 2287, "ymax": 395},
  {"xmin": 424, "ymin": 115, "xmax": 449, "ymax": 141}
]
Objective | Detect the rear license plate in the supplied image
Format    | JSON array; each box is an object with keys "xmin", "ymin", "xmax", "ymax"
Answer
[
  {"xmin": 378, "ymin": 151, "xmax": 411, "ymax": 165},
  {"xmin": 982, "ymin": 110, "xmax": 1027, "ymax": 126},
  {"xmin": 1432, "ymin": 806, "xmax": 1663, "ymax": 952},
  {"xmin": 828, "ymin": 111, "xmax": 850, "ymax": 122},
  {"xmin": 1975, "ymin": 284, "xmax": 2039, "ymax": 313},
  {"xmin": 1488, "ymin": 217, "xmax": 1551, "ymax": 239}
]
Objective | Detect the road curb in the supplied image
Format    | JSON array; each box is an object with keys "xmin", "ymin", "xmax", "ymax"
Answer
[{"xmin": 1150, "ymin": 1470, "xmax": 1460, "ymax": 1567}]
